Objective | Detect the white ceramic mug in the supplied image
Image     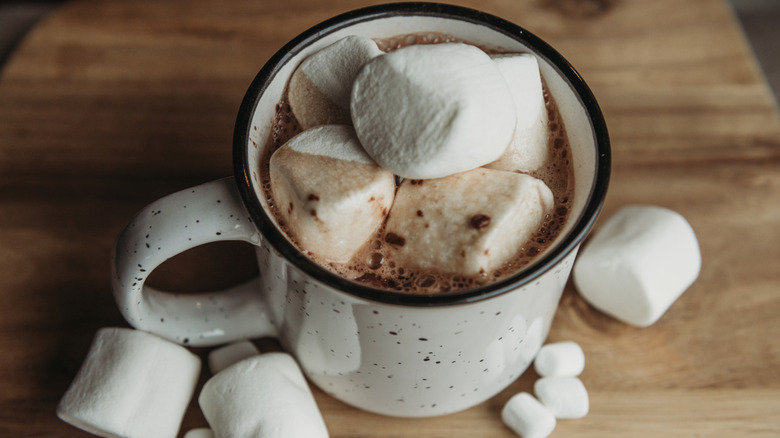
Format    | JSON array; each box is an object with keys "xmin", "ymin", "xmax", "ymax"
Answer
[{"xmin": 112, "ymin": 2, "xmax": 610, "ymax": 417}]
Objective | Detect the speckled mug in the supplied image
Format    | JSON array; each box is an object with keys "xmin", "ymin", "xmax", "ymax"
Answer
[{"xmin": 112, "ymin": 3, "xmax": 610, "ymax": 417}]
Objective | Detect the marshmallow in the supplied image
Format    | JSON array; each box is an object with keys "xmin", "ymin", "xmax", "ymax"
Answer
[
  {"xmin": 208, "ymin": 340, "xmax": 260, "ymax": 374},
  {"xmin": 383, "ymin": 168, "xmax": 554, "ymax": 275},
  {"xmin": 184, "ymin": 429, "xmax": 215, "ymax": 438},
  {"xmin": 573, "ymin": 205, "xmax": 701, "ymax": 327},
  {"xmin": 57, "ymin": 327, "xmax": 201, "ymax": 438},
  {"xmin": 534, "ymin": 376, "xmax": 589, "ymax": 419},
  {"xmin": 269, "ymin": 124, "xmax": 395, "ymax": 262},
  {"xmin": 485, "ymin": 53, "xmax": 550, "ymax": 173},
  {"xmin": 199, "ymin": 352, "xmax": 329, "ymax": 438},
  {"xmin": 501, "ymin": 392, "xmax": 557, "ymax": 438},
  {"xmin": 289, "ymin": 35, "xmax": 383, "ymax": 128},
  {"xmin": 351, "ymin": 43, "xmax": 517, "ymax": 179},
  {"xmin": 533, "ymin": 341, "xmax": 585, "ymax": 377}
]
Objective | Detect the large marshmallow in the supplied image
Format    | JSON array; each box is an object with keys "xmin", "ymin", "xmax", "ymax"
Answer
[
  {"xmin": 573, "ymin": 205, "xmax": 701, "ymax": 327},
  {"xmin": 208, "ymin": 340, "xmax": 260, "ymax": 374},
  {"xmin": 485, "ymin": 53, "xmax": 550, "ymax": 173},
  {"xmin": 289, "ymin": 35, "xmax": 383, "ymax": 128},
  {"xmin": 383, "ymin": 168, "xmax": 554, "ymax": 275},
  {"xmin": 269, "ymin": 124, "xmax": 395, "ymax": 262},
  {"xmin": 199, "ymin": 352, "xmax": 329, "ymax": 438},
  {"xmin": 533, "ymin": 341, "xmax": 585, "ymax": 377},
  {"xmin": 534, "ymin": 376, "xmax": 589, "ymax": 419},
  {"xmin": 501, "ymin": 392, "xmax": 557, "ymax": 438},
  {"xmin": 351, "ymin": 43, "xmax": 517, "ymax": 179},
  {"xmin": 57, "ymin": 327, "xmax": 201, "ymax": 438}
]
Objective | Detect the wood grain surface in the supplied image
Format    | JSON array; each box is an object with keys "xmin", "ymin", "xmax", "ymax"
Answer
[{"xmin": 1, "ymin": 0, "xmax": 779, "ymax": 436}]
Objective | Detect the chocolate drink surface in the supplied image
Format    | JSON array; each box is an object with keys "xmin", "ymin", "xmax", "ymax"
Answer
[{"xmin": 259, "ymin": 32, "xmax": 575, "ymax": 294}]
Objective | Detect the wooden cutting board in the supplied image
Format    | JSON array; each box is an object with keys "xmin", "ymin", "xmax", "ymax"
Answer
[{"xmin": 1, "ymin": 0, "xmax": 779, "ymax": 436}]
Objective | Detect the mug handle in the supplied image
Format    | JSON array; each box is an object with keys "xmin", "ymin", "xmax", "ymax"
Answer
[{"xmin": 111, "ymin": 177, "xmax": 278, "ymax": 347}]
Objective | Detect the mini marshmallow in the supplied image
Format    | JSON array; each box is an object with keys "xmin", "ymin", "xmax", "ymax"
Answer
[
  {"xmin": 199, "ymin": 352, "xmax": 329, "ymax": 438},
  {"xmin": 485, "ymin": 53, "xmax": 549, "ymax": 173},
  {"xmin": 289, "ymin": 35, "xmax": 383, "ymax": 128},
  {"xmin": 383, "ymin": 167, "xmax": 554, "ymax": 275},
  {"xmin": 533, "ymin": 341, "xmax": 585, "ymax": 377},
  {"xmin": 573, "ymin": 205, "xmax": 701, "ymax": 327},
  {"xmin": 351, "ymin": 43, "xmax": 517, "ymax": 179},
  {"xmin": 208, "ymin": 340, "xmax": 260, "ymax": 374},
  {"xmin": 270, "ymin": 125, "xmax": 395, "ymax": 262},
  {"xmin": 57, "ymin": 327, "xmax": 201, "ymax": 438},
  {"xmin": 501, "ymin": 392, "xmax": 557, "ymax": 438},
  {"xmin": 534, "ymin": 376, "xmax": 589, "ymax": 419},
  {"xmin": 183, "ymin": 429, "xmax": 215, "ymax": 438}
]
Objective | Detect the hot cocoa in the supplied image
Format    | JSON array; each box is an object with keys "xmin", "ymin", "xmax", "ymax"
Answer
[{"xmin": 259, "ymin": 32, "xmax": 574, "ymax": 294}]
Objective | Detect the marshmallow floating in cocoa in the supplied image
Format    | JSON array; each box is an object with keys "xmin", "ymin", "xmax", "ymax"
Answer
[
  {"xmin": 208, "ymin": 340, "xmax": 260, "ymax": 374},
  {"xmin": 270, "ymin": 124, "xmax": 396, "ymax": 262},
  {"xmin": 534, "ymin": 376, "xmax": 590, "ymax": 419},
  {"xmin": 501, "ymin": 392, "xmax": 557, "ymax": 438},
  {"xmin": 351, "ymin": 43, "xmax": 517, "ymax": 179},
  {"xmin": 382, "ymin": 168, "xmax": 554, "ymax": 276},
  {"xmin": 573, "ymin": 205, "xmax": 701, "ymax": 327},
  {"xmin": 485, "ymin": 53, "xmax": 550, "ymax": 173},
  {"xmin": 289, "ymin": 35, "xmax": 383, "ymax": 128},
  {"xmin": 199, "ymin": 352, "xmax": 329, "ymax": 438},
  {"xmin": 57, "ymin": 327, "xmax": 201, "ymax": 438}
]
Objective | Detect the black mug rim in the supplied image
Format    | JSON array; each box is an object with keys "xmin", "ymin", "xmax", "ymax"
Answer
[{"xmin": 233, "ymin": 2, "xmax": 611, "ymax": 307}]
